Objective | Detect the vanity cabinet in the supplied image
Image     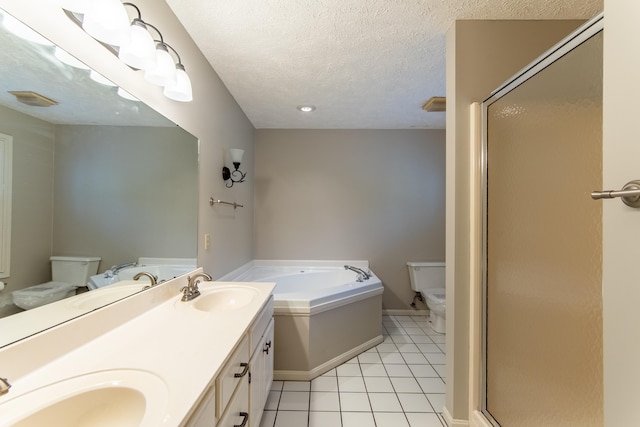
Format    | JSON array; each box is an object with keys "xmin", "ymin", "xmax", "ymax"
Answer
[
  {"xmin": 184, "ymin": 297, "xmax": 274, "ymax": 427},
  {"xmin": 249, "ymin": 318, "xmax": 274, "ymax": 427}
]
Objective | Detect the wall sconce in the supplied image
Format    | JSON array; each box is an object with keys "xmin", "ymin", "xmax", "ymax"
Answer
[
  {"xmin": 59, "ymin": 0, "xmax": 193, "ymax": 102},
  {"xmin": 222, "ymin": 149, "xmax": 246, "ymax": 188}
]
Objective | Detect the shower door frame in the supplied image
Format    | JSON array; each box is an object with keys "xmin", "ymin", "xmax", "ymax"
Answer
[{"xmin": 478, "ymin": 14, "xmax": 604, "ymax": 426}]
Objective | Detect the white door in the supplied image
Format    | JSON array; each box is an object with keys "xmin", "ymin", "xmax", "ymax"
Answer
[{"xmin": 601, "ymin": 2, "xmax": 640, "ymax": 425}]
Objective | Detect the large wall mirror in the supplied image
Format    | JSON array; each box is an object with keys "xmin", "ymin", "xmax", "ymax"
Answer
[{"xmin": 0, "ymin": 8, "xmax": 198, "ymax": 348}]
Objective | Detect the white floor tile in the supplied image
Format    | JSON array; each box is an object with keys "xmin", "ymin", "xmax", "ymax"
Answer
[
  {"xmin": 406, "ymin": 412, "xmax": 444, "ymax": 427},
  {"xmin": 321, "ymin": 368, "xmax": 337, "ymax": 377},
  {"xmin": 259, "ymin": 410, "xmax": 277, "ymax": 427},
  {"xmin": 368, "ymin": 392, "xmax": 403, "ymax": 412},
  {"xmin": 363, "ymin": 376, "xmax": 394, "ymax": 392},
  {"xmin": 271, "ymin": 381, "xmax": 284, "ymax": 391},
  {"xmin": 310, "ymin": 391, "xmax": 340, "ymax": 411},
  {"xmin": 404, "ymin": 327, "xmax": 426, "ymax": 336},
  {"xmin": 429, "ymin": 335, "xmax": 446, "ymax": 344},
  {"xmin": 390, "ymin": 335, "xmax": 413, "ymax": 344},
  {"xmin": 337, "ymin": 364, "xmax": 362, "ymax": 377},
  {"xmin": 283, "ymin": 381, "xmax": 311, "ymax": 391},
  {"xmin": 402, "ymin": 352, "xmax": 429, "ymax": 364},
  {"xmin": 416, "ymin": 343, "xmax": 443, "ymax": 353},
  {"xmin": 396, "ymin": 343, "xmax": 421, "ymax": 353},
  {"xmin": 358, "ymin": 352, "xmax": 382, "ymax": 364},
  {"xmin": 342, "ymin": 412, "xmax": 376, "ymax": 427},
  {"xmin": 338, "ymin": 376, "xmax": 367, "ymax": 392},
  {"xmin": 432, "ymin": 365, "xmax": 446, "ymax": 378},
  {"xmin": 416, "ymin": 377, "xmax": 446, "ymax": 394},
  {"xmin": 344, "ymin": 356, "xmax": 360, "ymax": 364},
  {"xmin": 398, "ymin": 393, "xmax": 432, "ymax": 412},
  {"xmin": 408, "ymin": 364, "xmax": 438, "ymax": 378},
  {"xmin": 390, "ymin": 377, "xmax": 423, "ymax": 393},
  {"xmin": 278, "ymin": 391, "xmax": 310, "ymax": 411},
  {"xmin": 311, "ymin": 376, "xmax": 338, "ymax": 392},
  {"xmin": 375, "ymin": 343, "xmax": 399, "ymax": 353},
  {"xmin": 373, "ymin": 412, "xmax": 411, "ymax": 427},
  {"xmin": 380, "ymin": 352, "xmax": 406, "ymax": 364},
  {"xmin": 437, "ymin": 344, "xmax": 446, "ymax": 353},
  {"xmin": 274, "ymin": 410, "xmax": 309, "ymax": 427},
  {"xmin": 411, "ymin": 335, "xmax": 435, "ymax": 344},
  {"xmin": 309, "ymin": 411, "xmax": 342, "ymax": 427},
  {"xmin": 425, "ymin": 353, "xmax": 446, "ymax": 364},
  {"xmin": 426, "ymin": 394, "xmax": 445, "ymax": 413},
  {"xmin": 385, "ymin": 364, "xmax": 413, "ymax": 377},
  {"xmin": 265, "ymin": 390, "xmax": 281, "ymax": 410},
  {"xmin": 397, "ymin": 319, "xmax": 418, "ymax": 327},
  {"xmin": 339, "ymin": 392, "xmax": 372, "ymax": 411},
  {"xmin": 360, "ymin": 363, "xmax": 387, "ymax": 377}
]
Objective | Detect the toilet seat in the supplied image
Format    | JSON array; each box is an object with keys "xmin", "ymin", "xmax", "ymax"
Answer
[{"xmin": 12, "ymin": 281, "xmax": 77, "ymax": 310}]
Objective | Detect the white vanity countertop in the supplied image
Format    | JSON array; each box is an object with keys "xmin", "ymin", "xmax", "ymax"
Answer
[{"xmin": 0, "ymin": 277, "xmax": 275, "ymax": 426}]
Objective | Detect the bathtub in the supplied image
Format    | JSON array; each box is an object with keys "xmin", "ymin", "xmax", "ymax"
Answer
[{"xmin": 220, "ymin": 260, "xmax": 384, "ymax": 380}]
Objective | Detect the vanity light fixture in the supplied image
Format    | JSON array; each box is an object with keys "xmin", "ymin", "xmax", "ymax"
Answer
[
  {"xmin": 60, "ymin": 1, "xmax": 193, "ymax": 102},
  {"xmin": 1, "ymin": 12, "xmax": 54, "ymax": 46},
  {"xmin": 222, "ymin": 149, "xmax": 246, "ymax": 188}
]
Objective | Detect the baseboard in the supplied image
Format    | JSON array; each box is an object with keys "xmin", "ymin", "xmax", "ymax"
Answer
[
  {"xmin": 382, "ymin": 309, "xmax": 428, "ymax": 316},
  {"xmin": 469, "ymin": 410, "xmax": 494, "ymax": 427},
  {"xmin": 274, "ymin": 334, "xmax": 384, "ymax": 381},
  {"xmin": 443, "ymin": 406, "xmax": 470, "ymax": 427}
]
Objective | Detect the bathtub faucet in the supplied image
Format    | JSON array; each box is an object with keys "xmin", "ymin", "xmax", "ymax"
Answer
[
  {"xmin": 104, "ymin": 261, "xmax": 137, "ymax": 278},
  {"xmin": 344, "ymin": 265, "xmax": 371, "ymax": 282},
  {"xmin": 181, "ymin": 273, "xmax": 213, "ymax": 302}
]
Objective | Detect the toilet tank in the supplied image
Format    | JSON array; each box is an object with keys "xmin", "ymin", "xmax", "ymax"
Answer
[
  {"xmin": 50, "ymin": 256, "xmax": 101, "ymax": 286},
  {"xmin": 407, "ymin": 262, "xmax": 445, "ymax": 293}
]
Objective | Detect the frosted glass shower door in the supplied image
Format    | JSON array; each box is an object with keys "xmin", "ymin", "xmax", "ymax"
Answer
[{"xmin": 482, "ymin": 26, "xmax": 603, "ymax": 426}]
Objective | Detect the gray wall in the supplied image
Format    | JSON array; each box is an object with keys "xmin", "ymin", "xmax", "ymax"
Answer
[
  {"xmin": 0, "ymin": 105, "xmax": 55, "ymax": 316},
  {"xmin": 53, "ymin": 125, "xmax": 198, "ymax": 271},
  {"xmin": 254, "ymin": 129, "xmax": 445, "ymax": 310}
]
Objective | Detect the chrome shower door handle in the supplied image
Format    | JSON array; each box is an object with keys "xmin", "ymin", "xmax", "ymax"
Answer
[{"xmin": 591, "ymin": 180, "xmax": 640, "ymax": 208}]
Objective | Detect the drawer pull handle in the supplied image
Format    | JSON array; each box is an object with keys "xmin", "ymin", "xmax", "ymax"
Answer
[
  {"xmin": 263, "ymin": 340, "xmax": 272, "ymax": 355},
  {"xmin": 234, "ymin": 362, "xmax": 249, "ymax": 378},
  {"xmin": 234, "ymin": 412, "xmax": 249, "ymax": 427}
]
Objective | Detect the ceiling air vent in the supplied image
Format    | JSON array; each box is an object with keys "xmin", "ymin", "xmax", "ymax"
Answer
[
  {"xmin": 8, "ymin": 91, "xmax": 59, "ymax": 107},
  {"xmin": 422, "ymin": 96, "xmax": 446, "ymax": 112}
]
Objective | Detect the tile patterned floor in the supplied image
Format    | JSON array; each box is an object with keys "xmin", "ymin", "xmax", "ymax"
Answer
[{"xmin": 259, "ymin": 315, "xmax": 447, "ymax": 427}]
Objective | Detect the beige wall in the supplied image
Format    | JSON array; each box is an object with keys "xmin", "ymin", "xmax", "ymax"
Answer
[
  {"xmin": 53, "ymin": 125, "xmax": 198, "ymax": 271},
  {"xmin": 0, "ymin": 105, "xmax": 54, "ymax": 317},
  {"xmin": 445, "ymin": 20, "xmax": 583, "ymax": 423},
  {"xmin": 0, "ymin": 0, "xmax": 256, "ymax": 280},
  {"xmin": 254, "ymin": 129, "xmax": 445, "ymax": 310}
]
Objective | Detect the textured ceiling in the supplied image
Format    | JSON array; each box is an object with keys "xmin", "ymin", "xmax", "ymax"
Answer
[{"xmin": 166, "ymin": 0, "xmax": 603, "ymax": 129}]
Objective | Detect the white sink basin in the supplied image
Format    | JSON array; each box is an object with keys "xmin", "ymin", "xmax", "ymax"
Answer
[
  {"xmin": 0, "ymin": 370, "xmax": 168, "ymax": 427},
  {"xmin": 67, "ymin": 282, "xmax": 146, "ymax": 310},
  {"xmin": 192, "ymin": 286, "xmax": 259, "ymax": 312}
]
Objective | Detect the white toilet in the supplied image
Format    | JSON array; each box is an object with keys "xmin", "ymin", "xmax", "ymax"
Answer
[
  {"xmin": 407, "ymin": 261, "xmax": 446, "ymax": 333},
  {"xmin": 13, "ymin": 256, "xmax": 101, "ymax": 310}
]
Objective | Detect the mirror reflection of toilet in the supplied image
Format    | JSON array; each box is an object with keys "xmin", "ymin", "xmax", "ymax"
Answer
[
  {"xmin": 407, "ymin": 262, "xmax": 446, "ymax": 333},
  {"xmin": 12, "ymin": 256, "xmax": 101, "ymax": 310}
]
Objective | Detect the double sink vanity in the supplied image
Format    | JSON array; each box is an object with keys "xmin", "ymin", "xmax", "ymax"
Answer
[{"xmin": 0, "ymin": 270, "xmax": 275, "ymax": 427}]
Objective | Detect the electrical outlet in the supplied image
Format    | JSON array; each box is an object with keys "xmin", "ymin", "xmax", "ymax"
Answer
[{"xmin": 204, "ymin": 233, "xmax": 211, "ymax": 250}]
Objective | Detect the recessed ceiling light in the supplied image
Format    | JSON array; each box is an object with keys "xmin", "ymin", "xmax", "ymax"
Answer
[{"xmin": 297, "ymin": 105, "xmax": 316, "ymax": 113}]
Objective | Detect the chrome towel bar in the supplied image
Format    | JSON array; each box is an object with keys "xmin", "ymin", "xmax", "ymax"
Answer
[{"xmin": 209, "ymin": 197, "xmax": 244, "ymax": 209}]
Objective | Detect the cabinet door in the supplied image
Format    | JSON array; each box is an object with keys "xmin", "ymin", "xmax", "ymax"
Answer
[
  {"xmin": 217, "ymin": 376, "xmax": 249, "ymax": 427},
  {"xmin": 249, "ymin": 319, "xmax": 274, "ymax": 427},
  {"xmin": 185, "ymin": 387, "xmax": 216, "ymax": 427}
]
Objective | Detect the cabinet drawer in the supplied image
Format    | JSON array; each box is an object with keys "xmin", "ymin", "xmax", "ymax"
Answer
[
  {"xmin": 217, "ymin": 375, "xmax": 249, "ymax": 427},
  {"xmin": 249, "ymin": 296, "xmax": 274, "ymax": 355},
  {"xmin": 216, "ymin": 335, "xmax": 250, "ymax": 418}
]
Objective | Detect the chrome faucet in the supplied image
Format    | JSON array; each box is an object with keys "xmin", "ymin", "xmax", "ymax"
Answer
[
  {"xmin": 0, "ymin": 377, "xmax": 10, "ymax": 396},
  {"xmin": 181, "ymin": 273, "xmax": 213, "ymax": 302},
  {"xmin": 344, "ymin": 265, "xmax": 371, "ymax": 282},
  {"xmin": 104, "ymin": 261, "xmax": 137, "ymax": 278},
  {"xmin": 133, "ymin": 271, "xmax": 158, "ymax": 289}
]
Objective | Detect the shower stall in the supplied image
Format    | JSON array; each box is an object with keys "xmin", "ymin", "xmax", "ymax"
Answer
[{"xmin": 480, "ymin": 15, "xmax": 603, "ymax": 426}]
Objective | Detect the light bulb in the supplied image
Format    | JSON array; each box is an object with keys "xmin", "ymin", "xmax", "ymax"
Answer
[
  {"xmin": 82, "ymin": 0, "xmax": 130, "ymax": 46},
  {"xmin": 163, "ymin": 64, "xmax": 193, "ymax": 102},
  {"xmin": 144, "ymin": 43, "xmax": 177, "ymax": 87},
  {"xmin": 118, "ymin": 19, "xmax": 157, "ymax": 70}
]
